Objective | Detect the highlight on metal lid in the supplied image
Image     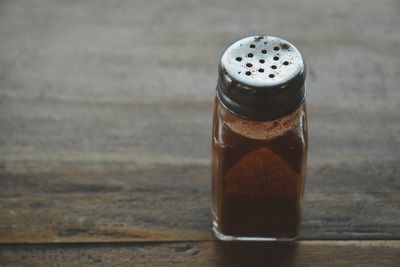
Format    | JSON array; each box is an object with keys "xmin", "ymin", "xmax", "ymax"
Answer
[
  {"xmin": 220, "ymin": 35, "xmax": 304, "ymax": 87},
  {"xmin": 217, "ymin": 35, "xmax": 306, "ymax": 121}
]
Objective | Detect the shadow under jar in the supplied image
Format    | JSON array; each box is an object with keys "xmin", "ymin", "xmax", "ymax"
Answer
[{"xmin": 212, "ymin": 35, "xmax": 308, "ymax": 241}]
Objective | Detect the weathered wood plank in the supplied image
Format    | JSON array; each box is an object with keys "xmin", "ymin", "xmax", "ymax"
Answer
[
  {"xmin": 0, "ymin": 161, "xmax": 399, "ymax": 243},
  {"xmin": 0, "ymin": 241, "xmax": 399, "ymax": 267},
  {"xmin": 1, "ymin": 99, "xmax": 400, "ymax": 168}
]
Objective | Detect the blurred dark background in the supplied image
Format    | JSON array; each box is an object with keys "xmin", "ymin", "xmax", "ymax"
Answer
[{"xmin": 1, "ymin": 0, "xmax": 399, "ymax": 169}]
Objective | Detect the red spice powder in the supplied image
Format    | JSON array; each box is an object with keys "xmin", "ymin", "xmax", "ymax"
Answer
[{"xmin": 213, "ymin": 104, "xmax": 306, "ymax": 238}]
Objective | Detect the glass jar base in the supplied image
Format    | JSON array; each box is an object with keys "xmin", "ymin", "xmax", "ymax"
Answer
[{"xmin": 212, "ymin": 221, "xmax": 298, "ymax": 242}]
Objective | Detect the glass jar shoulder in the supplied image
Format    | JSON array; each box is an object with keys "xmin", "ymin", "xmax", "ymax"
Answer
[{"xmin": 213, "ymin": 98, "xmax": 307, "ymax": 147}]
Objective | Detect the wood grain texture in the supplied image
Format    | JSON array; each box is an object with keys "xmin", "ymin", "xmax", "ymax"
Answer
[
  {"xmin": 0, "ymin": 0, "xmax": 400, "ymax": 245},
  {"xmin": 1, "ymin": 241, "xmax": 399, "ymax": 267},
  {"xmin": 0, "ymin": 162, "xmax": 399, "ymax": 243}
]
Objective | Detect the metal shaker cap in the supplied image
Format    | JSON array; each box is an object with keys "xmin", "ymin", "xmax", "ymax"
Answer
[{"xmin": 217, "ymin": 35, "xmax": 306, "ymax": 121}]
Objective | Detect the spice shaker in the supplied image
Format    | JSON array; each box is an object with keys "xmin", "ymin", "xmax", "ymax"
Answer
[{"xmin": 211, "ymin": 35, "xmax": 308, "ymax": 241}]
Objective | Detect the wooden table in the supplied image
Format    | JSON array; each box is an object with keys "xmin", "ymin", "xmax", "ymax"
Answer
[{"xmin": 0, "ymin": 0, "xmax": 399, "ymax": 266}]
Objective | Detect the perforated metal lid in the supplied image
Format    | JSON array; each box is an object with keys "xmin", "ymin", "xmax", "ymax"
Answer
[{"xmin": 217, "ymin": 35, "xmax": 306, "ymax": 121}]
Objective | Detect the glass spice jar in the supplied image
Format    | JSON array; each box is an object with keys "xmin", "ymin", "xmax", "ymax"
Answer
[{"xmin": 211, "ymin": 35, "xmax": 308, "ymax": 241}]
